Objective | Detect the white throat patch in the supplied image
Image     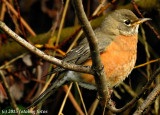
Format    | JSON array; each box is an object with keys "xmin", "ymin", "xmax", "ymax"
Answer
[{"xmin": 135, "ymin": 24, "xmax": 139, "ymax": 34}]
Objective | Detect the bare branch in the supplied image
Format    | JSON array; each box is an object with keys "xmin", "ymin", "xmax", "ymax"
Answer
[
  {"xmin": 133, "ymin": 83, "xmax": 160, "ymax": 115},
  {"xmin": 2, "ymin": 0, "xmax": 36, "ymax": 36},
  {"xmin": 73, "ymin": 0, "xmax": 109, "ymax": 105},
  {"xmin": 0, "ymin": 21, "xmax": 92, "ymax": 74}
]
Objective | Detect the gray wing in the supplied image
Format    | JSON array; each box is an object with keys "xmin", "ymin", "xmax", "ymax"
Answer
[
  {"xmin": 53, "ymin": 41, "xmax": 90, "ymax": 72},
  {"xmin": 63, "ymin": 42, "xmax": 90, "ymax": 64},
  {"xmin": 53, "ymin": 28, "xmax": 113, "ymax": 73}
]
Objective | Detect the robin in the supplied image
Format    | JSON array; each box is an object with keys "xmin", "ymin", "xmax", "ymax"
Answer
[{"xmin": 28, "ymin": 9, "xmax": 151, "ymax": 107}]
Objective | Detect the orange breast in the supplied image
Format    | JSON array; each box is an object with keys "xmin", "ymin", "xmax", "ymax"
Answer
[{"xmin": 80, "ymin": 34, "xmax": 138, "ymax": 87}]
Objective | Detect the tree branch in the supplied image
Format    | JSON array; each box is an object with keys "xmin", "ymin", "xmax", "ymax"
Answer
[
  {"xmin": 0, "ymin": 21, "xmax": 92, "ymax": 74},
  {"xmin": 133, "ymin": 83, "xmax": 160, "ymax": 115},
  {"xmin": 73, "ymin": 0, "xmax": 109, "ymax": 105}
]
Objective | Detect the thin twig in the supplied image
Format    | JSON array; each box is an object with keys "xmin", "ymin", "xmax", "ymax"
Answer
[
  {"xmin": 31, "ymin": 78, "xmax": 47, "ymax": 84},
  {"xmin": 14, "ymin": 0, "xmax": 27, "ymax": 39},
  {"xmin": 46, "ymin": 45, "xmax": 66, "ymax": 56},
  {"xmin": 107, "ymin": 66, "xmax": 160, "ymax": 113},
  {"xmin": 57, "ymin": 0, "xmax": 115, "ymax": 49},
  {"xmin": 40, "ymin": 74, "xmax": 55, "ymax": 96},
  {"xmin": 7, "ymin": 1, "xmax": 22, "ymax": 35},
  {"xmin": 88, "ymin": 99, "xmax": 99, "ymax": 115},
  {"xmin": 131, "ymin": 1, "xmax": 160, "ymax": 39},
  {"xmin": 0, "ymin": 70, "xmax": 20, "ymax": 115},
  {"xmin": 58, "ymin": 81, "xmax": 86, "ymax": 115},
  {"xmin": 58, "ymin": 83, "xmax": 73, "ymax": 115},
  {"xmin": 35, "ymin": 44, "xmax": 66, "ymax": 56},
  {"xmin": 49, "ymin": 0, "xmax": 64, "ymax": 37},
  {"xmin": 2, "ymin": 0, "xmax": 36, "ymax": 36},
  {"xmin": 133, "ymin": 83, "xmax": 160, "ymax": 115},
  {"xmin": 92, "ymin": 0, "xmax": 106, "ymax": 16},
  {"xmin": 0, "ymin": 21, "xmax": 92, "ymax": 74},
  {"xmin": 90, "ymin": 0, "xmax": 117, "ymax": 20},
  {"xmin": 73, "ymin": 0, "xmax": 109, "ymax": 106},
  {"xmin": 75, "ymin": 82, "xmax": 88, "ymax": 115},
  {"xmin": 50, "ymin": 4, "xmax": 63, "ymax": 37},
  {"xmin": 63, "ymin": 85, "xmax": 85, "ymax": 115},
  {"xmin": 0, "ymin": 53, "xmax": 26, "ymax": 70},
  {"xmin": 0, "ymin": 2, "xmax": 6, "ymax": 21},
  {"xmin": 141, "ymin": 26, "xmax": 151, "ymax": 79},
  {"xmin": 134, "ymin": 58, "xmax": 160, "ymax": 69},
  {"xmin": 32, "ymin": 65, "xmax": 43, "ymax": 100},
  {"xmin": 32, "ymin": 65, "xmax": 43, "ymax": 112},
  {"xmin": 55, "ymin": 0, "xmax": 69, "ymax": 46},
  {"xmin": 67, "ymin": 30, "xmax": 83, "ymax": 52},
  {"xmin": 121, "ymin": 83, "xmax": 144, "ymax": 104},
  {"xmin": 53, "ymin": 0, "xmax": 69, "ymax": 57}
]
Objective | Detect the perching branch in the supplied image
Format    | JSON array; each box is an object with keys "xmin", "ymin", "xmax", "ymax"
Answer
[
  {"xmin": 73, "ymin": 0, "xmax": 109, "ymax": 106},
  {"xmin": 0, "ymin": 21, "xmax": 92, "ymax": 74}
]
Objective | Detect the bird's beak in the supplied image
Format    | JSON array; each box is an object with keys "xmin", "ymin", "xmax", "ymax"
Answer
[{"xmin": 132, "ymin": 18, "xmax": 151, "ymax": 26}]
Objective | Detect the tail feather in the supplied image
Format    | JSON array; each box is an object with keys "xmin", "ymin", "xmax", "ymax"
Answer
[
  {"xmin": 27, "ymin": 82, "xmax": 57, "ymax": 109},
  {"xmin": 27, "ymin": 73, "xmax": 67, "ymax": 108}
]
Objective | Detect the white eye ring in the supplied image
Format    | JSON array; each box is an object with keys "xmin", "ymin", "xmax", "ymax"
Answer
[{"xmin": 124, "ymin": 19, "xmax": 131, "ymax": 26}]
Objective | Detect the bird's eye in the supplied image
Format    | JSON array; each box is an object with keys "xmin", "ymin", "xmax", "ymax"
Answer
[{"xmin": 124, "ymin": 20, "xmax": 131, "ymax": 25}]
